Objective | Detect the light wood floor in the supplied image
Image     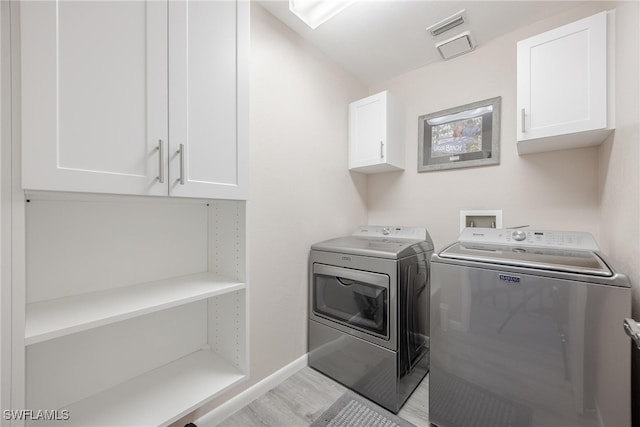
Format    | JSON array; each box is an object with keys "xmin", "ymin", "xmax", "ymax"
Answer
[{"xmin": 216, "ymin": 367, "xmax": 429, "ymax": 427}]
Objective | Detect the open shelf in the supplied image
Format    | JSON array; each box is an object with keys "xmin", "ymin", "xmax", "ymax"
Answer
[
  {"xmin": 22, "ymin": 196, "xmax": 247, "ymax": 422},
  {"xmin": 42, "ymin": 349, "xmax": 246, "ymax": 426},
  {"xmin": 25, "ymin": 273, "xmax": 245, "ymax": 345}
]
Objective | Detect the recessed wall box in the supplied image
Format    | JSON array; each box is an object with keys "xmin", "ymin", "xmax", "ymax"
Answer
[{"xmin": 460, "ymin": 210, "xmax": 503, "ymax": 231}]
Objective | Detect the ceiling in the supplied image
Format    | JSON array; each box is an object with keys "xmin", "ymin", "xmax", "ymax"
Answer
[{"xmin": 257, "ymin": 0, "xmax": 586, "ymax": 85}]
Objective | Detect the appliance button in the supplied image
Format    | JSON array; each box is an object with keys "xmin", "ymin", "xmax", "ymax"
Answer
[{"xmin": 512, "ymin": 230, "xmax": 526, "ymax": 241}]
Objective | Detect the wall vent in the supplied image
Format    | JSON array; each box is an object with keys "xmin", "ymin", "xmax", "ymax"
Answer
[
  {"xmin": 436, "ymin": 31, "xmax": 475, "ymax": 60},
  {"xmin": 426, "ymin": 10, "xmax": 466, "ymax": 37}
]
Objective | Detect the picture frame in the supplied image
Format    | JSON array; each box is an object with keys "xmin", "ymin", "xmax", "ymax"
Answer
[{"xmin": 418, "ymin": 96, "xmax": 501, "ymax": 172}]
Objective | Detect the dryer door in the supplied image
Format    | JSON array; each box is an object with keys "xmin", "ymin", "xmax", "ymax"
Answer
[{"xmin": 311, "ymin": 263, "xmax": 393, "ymax": 349}]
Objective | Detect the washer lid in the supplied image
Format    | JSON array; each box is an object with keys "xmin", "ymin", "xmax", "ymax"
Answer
[
  {"xmin": 311, "ymin": 236, "xmax": 433, "ymax": 259},
  {"xmin": 439, "ymin": 242, "xmax": 612, "ymax": 277}
]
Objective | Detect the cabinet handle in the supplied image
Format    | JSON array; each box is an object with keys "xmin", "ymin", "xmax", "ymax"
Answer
[
  {"xmin": 380, "ymin": 141, "xmax": 384, "ymax": 159},
  {"xmin": 521, "ymin": 108, "xmax": 526, "ymax": 133},
  {"xmin": 178, "ymin": 144, "xmax": 185, "ymax": 185},
  {"xmin": 157, "ymin": 140, "xmax": 165, "ymax": 183}
]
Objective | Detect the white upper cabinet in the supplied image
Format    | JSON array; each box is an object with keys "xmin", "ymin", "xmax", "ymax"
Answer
[
  {"xmin": 349, "ymin": 91, "xmax": 404, "ymax": 174},
  {"xmin": 20, "ymin": 1, "xmax": 168, "ymax": 196},
  {"xmin": 20, "ymin": 0, "xmax": 248, "ymax": 199},
  {"xmin": 168, "ymin": 0, "xmax": 249, "ymax": 199},
  {"xmin": 516, "ymin": 11, "xmax": 614, "ymax": 155}
]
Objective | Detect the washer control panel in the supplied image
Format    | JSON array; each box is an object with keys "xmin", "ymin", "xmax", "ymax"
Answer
[{"xmin": 458, "ymin": 227, "xmax": 600, "ymax": 251}]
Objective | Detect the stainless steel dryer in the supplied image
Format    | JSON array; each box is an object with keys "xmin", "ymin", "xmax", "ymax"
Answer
[
  {"xmin": 430, "ymin": 228, "xmax": 631, "ymax": 427},
  {"xmin": 308, "ymin": 225, "xmax": 434, "ymax": 413}
]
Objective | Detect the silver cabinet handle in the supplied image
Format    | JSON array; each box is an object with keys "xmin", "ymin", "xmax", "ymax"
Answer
[
  {"xmin": 380, "ymin": 141, "xmax": 384, "ymax": 158},
  {"xmin": 521, "ymin": 108, "xmax": 526, "ymax": 133},
  {"xmin": 623, "ymin": 318, "xmax": 640, "ymax": 349},
  {"xmin": 157, "ymin": 140, "xmax": 165, "ymax": 183},
  {"xmin": 178, "ymin": 144, "xmax": 185, "ymax": 185}
]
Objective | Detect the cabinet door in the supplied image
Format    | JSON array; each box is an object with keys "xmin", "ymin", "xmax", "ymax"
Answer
[
  {"xmin": 517, "ymin": 12, "xmax": 607, "ymax": 142},
  {"xmin": 349, "ymin": 93, "xmax": 387, "ymax": 170},
  {"xmin": 20, "ymin": 1, "xmax": 168, "ymax": 196},
  {"xmin": 168, "ymin": 0, "xmax": 249, "ymax": 200}
]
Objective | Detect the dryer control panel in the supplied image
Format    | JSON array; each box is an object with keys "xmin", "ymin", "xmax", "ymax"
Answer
[
  {"xmin": 458, "ymin": 227, "xmax": 600, "ymax": 251},
  {"xmin": 353, "ymin": 225, "xmax": 427, "ymax": 241}
]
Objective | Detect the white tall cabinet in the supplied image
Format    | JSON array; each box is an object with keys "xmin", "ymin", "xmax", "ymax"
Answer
[{"xmin": 9, "ymin": 1, "xmax": 249, "ymax": 425}]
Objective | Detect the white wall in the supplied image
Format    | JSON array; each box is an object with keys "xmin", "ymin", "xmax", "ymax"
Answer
[
  {"xmin": 186, "ymin": 3, "xmax": 368, "ymax": 422},
  {"xmin": 598, "ymin": 0, "xmax": 640, "ymax": 287},
  {"xmin": 0, "ymin": 2, "xmax": 7, "ymax": 421},
  {"xmin": 0, "ymin": 2, "xmax": 12, "ymax": 422},
  {"xmin": 246, "ymin": 2, "xmax": 368, "ymax": 381},
  {"xmin": 598, "ymin": 0, "xmax": 640, "ymax": 421}
]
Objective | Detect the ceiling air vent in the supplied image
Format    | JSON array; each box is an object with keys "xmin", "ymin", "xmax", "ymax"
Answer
[
  {"xmin": 436, "ymin": 31, "xmax": 475, "ymax": 60},
  {"xmin": 426, "ymin": 10, "xmax": 466, "ymax": 37}
]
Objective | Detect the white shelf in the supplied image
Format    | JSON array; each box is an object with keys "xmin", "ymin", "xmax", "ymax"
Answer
[
  {"xmin": 40, "ymin": 349, "xmax": 246, "ymax": 427},
  {"xmin": 25, "ymin": 273, "xmax": 245, "ymax": 345}
]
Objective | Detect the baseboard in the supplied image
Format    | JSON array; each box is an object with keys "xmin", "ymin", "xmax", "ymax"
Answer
[{"xmin": 195, "ymin": 353, "xmax": 309, "ymax": 426}]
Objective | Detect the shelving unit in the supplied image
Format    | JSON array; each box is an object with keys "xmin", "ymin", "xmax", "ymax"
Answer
[
  {"xmin": 21, "ymin": 194, "xmax": 248, "ymax": 425},
  {"xmin": 8, "ymin": 0, "xmax": 250, "ymax": 423}
]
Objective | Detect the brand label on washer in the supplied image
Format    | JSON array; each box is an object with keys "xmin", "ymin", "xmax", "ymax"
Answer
[{"xmin": 499, "ymin": 274, "xmax": 521, "ymax": 284}]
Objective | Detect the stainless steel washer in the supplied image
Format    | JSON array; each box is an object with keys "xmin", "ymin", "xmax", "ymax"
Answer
[
  {"xmin": 308, "ymin": 225, "xmax": 434, "ymax": 413},
  {"xmin": 430, "ymin": 228, "xmax": 631, "ymax": 427}
]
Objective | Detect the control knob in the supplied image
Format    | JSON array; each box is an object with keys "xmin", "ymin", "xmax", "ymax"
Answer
[{"xmin": 512, "ymin": 230, "xmax": 527, "ymax": 241}]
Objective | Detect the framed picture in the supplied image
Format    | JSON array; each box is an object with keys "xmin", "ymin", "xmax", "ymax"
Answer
[{"xmin": 418, "ymin": 96, "xmax": 501, "ymax": 172}]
